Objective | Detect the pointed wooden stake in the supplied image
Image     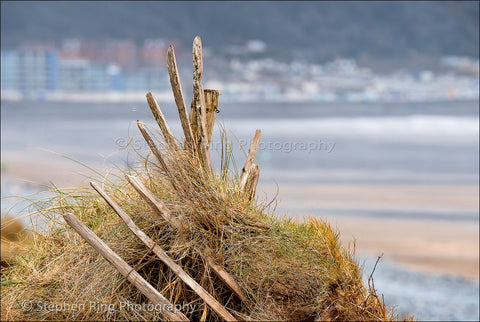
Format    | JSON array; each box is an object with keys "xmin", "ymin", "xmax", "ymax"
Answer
[
  {"xmin": 191, "ymin": 36, "xmax": 212, "ymax": 172},
  {"xmin": 167, "ymin": 45, "xmax": 196, "ymax": 153},
  {"xmin": 137, "ymin": 120, "xmax": 179, "ymax": 191},
  {"xmin": 239, "ymin": 129, "xmax": 261, "ymax": 190},
  {"xmin": 146, "ymin": 92, "xmax": 178, "ymax": 150},
  {"xmin": 137, "ymin": 120, "xmax": 168, "ymax": 172},
  {"xmin": 204, "ymin": 89, "xmax": 219, "ymax": 145},
  {"xmin": 63, "ymin": 212, "xmax": 188, "ymax": 322},
  {"xmin": 243, "ymin": 164, "xmax": 260, "ymax": 201},
  {"xmin": 90, "ymin": 181, "xmax": 237, "ymax": 322},
  {"xmin": 126, "ymin": 174, "xmax": 180, "ymax": 227},
  {"xmin": 206, "ymin": 258, "xmax": 249, "ymax": 305}
]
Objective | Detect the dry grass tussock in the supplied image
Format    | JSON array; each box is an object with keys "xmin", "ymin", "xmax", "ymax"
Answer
[{"xmin": 1, "ymin": 132, "xmax": 404, "ymax": 321}]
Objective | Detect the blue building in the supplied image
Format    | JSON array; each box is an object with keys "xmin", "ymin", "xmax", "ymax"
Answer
[
  {"xmin": 1, "ymin": 50, "xmax": 20, "ymax": 92},
  {"xmin": 1, "ymin": 48, "xmax": 170, "ymax": 99},
  {"xmin": 1, "ymin": 49, "xmax": 59, "ymax": 99}
]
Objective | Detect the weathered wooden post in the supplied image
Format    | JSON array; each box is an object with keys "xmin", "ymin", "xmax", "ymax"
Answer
[
  {"xmin": 189, "ymin": 89, "xmax": 219, "ymax": 154},
  {"xmin": 204, "ymin": 89, "xmax": 220, "ymax": 145},
  {"xmin": 167, "ymin": 45, "xmax": 196, "ymax": 153},
  {"xmin": 237, "ymin": 129, "xmax": 261, "ymax": 200}
]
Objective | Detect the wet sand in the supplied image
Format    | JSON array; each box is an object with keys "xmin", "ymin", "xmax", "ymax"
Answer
[
  {"xmin": 260, "ymin": 183, "xmax": 479, "ymax": 281},
  {"xmin": 331, "ymin": 216, "xmax": 478, "ymax": 280},
  {"xmin": 1, "ymin": 152, "xmax": 115, "ymax": 188},
  {"xmin": 2, "ymin": 156, "xmax": 479, "ymax": 280}
]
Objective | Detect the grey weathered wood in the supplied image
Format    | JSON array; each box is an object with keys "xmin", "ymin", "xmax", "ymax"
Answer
[
  {"xmin": 90, "ymin": 181, "xmax": 237, "ymax": 322},
  {"xmin": 62, "ymin": 212, "xmax": 188, "ymax": 322},
  {"xmin": 190, "ymin": 89, "xmax": 219, "ymax": 147},
  {"xmin": 125, "ymin": 175, "xmax": 180, "ymax": 227},
  {"xmin": 137, "ymin": 120, "xmax": 179, "ymax": 191},
  {"xmin": 126, "ymin": 174, "xmax": 249, "ymax": 305},
  {"xmin": 243, "ymin": 164, "xmax": 260, "ymax": 201},
  {"xmin": 239, "ymin": 129, "xmax": 261, "ymax": 190},
  {"xmin": 167, "ymin": 45, "xmax": 196, "ymax": 153},
  {"xmin": 191, "ymin": 36, "xmax": 212, "ymax": 172},
  {"xmin": 137, "ymin": 120, "xmax": 169, "ymax": 172},
  {"xmin": 204, "ymin": 89, "xmax": 219, "ymax": 145},
  {"xmin": 146, "ymin": 92, "xmax": 178, "ymax": 150},
  {"xmin": 206, "ymin": 258, "xmax": 249, "ymax": 305}
]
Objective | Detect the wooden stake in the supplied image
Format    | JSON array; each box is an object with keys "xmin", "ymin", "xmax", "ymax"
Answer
[
  {"xmin": 239, "ymin": 129, "xmax": 261, "ymax": 190},
  {"xmin": 191, "ymin": 36, "xmax": 212, "ymax": 172},
  {"xmin": 204, "ymin": 89, "xmax": 219, "ymax": 146},
  {"xmin": 167, "ymin": 45, "xmax": 196, "ymax": 153},
  {"xmin": 189, "ymin": 89, "xmax": 218, "ymax": 149},
  {"xmin": 90, "ymin": 182, "xmax": 237, "ymax": 322},
  {"xmin": 243, "ymin": 164, "xmax": 260, "ymax": 201},
  {"xmin": 206, "ymin": 258, "xmax": 249, "ymax": 305},
  {"xmin": 62, "ymin": 213, "xmax": 188, "ymax": 322},
  {"xmin": 125, "ymin": 174, "xmax": 180, "ymax": 227},
  {"xmin": 137, "ymin": 120, "xmax": 168, "ymax": 172},
  {"xmin": 137, "ymin": 120, "xmax": 178, "ymax": 190},
  {"xmin": 146, "ymin": 92, "xmax": 177, "ymax": 150},
  {"xmin": 125, "ymin": 174, "xmax": 249, "ymax": 305}
]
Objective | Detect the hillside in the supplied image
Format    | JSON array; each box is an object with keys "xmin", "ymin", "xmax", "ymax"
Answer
[{"xmin": 1, "ymin": 1, "xmax": 478, "ymax": 66}]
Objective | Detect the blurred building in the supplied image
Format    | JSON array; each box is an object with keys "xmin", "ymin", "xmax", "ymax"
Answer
[
  {"xmin": 101, "ymin": 39, "xmax": 138, "ymax": 70},
  {"xmin": 1, "ymin": 39, "xmax": 478, "ymax": 102},
  {"xmin": 141, "ymin": 38, "xmax": 167, "ymax": 67},
  {"xmin": 1, "ymin": 49, "xmax": 58, "ymax": 99},
  {"xmin": 1, "ymin": 43, "xmax": 170, "ymax": 99}
]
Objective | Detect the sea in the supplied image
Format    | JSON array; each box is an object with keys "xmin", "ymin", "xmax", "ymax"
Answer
[{"xmin": 1, "ymin": 98, "xmax": 479, "ymax": 320}]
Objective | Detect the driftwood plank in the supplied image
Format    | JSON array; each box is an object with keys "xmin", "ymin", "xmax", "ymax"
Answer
[
  {"xmin": 62, "ymin": 212, "xmax": 188, "ymax": 322},
  {"xmin": 239, "ymin": 129, "xmax": 261, "ymax": 190},
  {"xmin": 191, "ymin": 36, "xmax": 212, "ymax": 172},
  {"xmin": 167, "ymin": 45, "xmax": 196, "ymax": 153},
  {"xmin": 125, "ymin": 174, "xmax": 249, "ymax": 305},
  {"xmin": 146, "ymin": 92, "xmax": 178, "ymax": 150},
  {"xmin": 90, "ymin": 182, "xmax": 237, "ymax": 322}
]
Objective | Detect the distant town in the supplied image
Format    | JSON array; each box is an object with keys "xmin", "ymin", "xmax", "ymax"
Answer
[{"xmin": 1, "ymin": 38, "xmax": 479, "ymax": 103}]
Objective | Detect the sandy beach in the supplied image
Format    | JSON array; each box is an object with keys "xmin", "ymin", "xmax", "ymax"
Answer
[
  {"xmin": 1, "ymin": 152, "xmax": 117, "ymax": 188},
  {"xmin": 2, "ymin": 155, "xmax": 479, "ymax": 281},
  {"xmin": 259, "ymin": 183, "xmax": 479, "ymax": 280}
]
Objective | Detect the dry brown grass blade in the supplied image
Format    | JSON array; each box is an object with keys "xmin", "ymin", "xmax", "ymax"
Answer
[{"xmin": 62, "ymin": 212, "xmax": 188, "ymax": 322}]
